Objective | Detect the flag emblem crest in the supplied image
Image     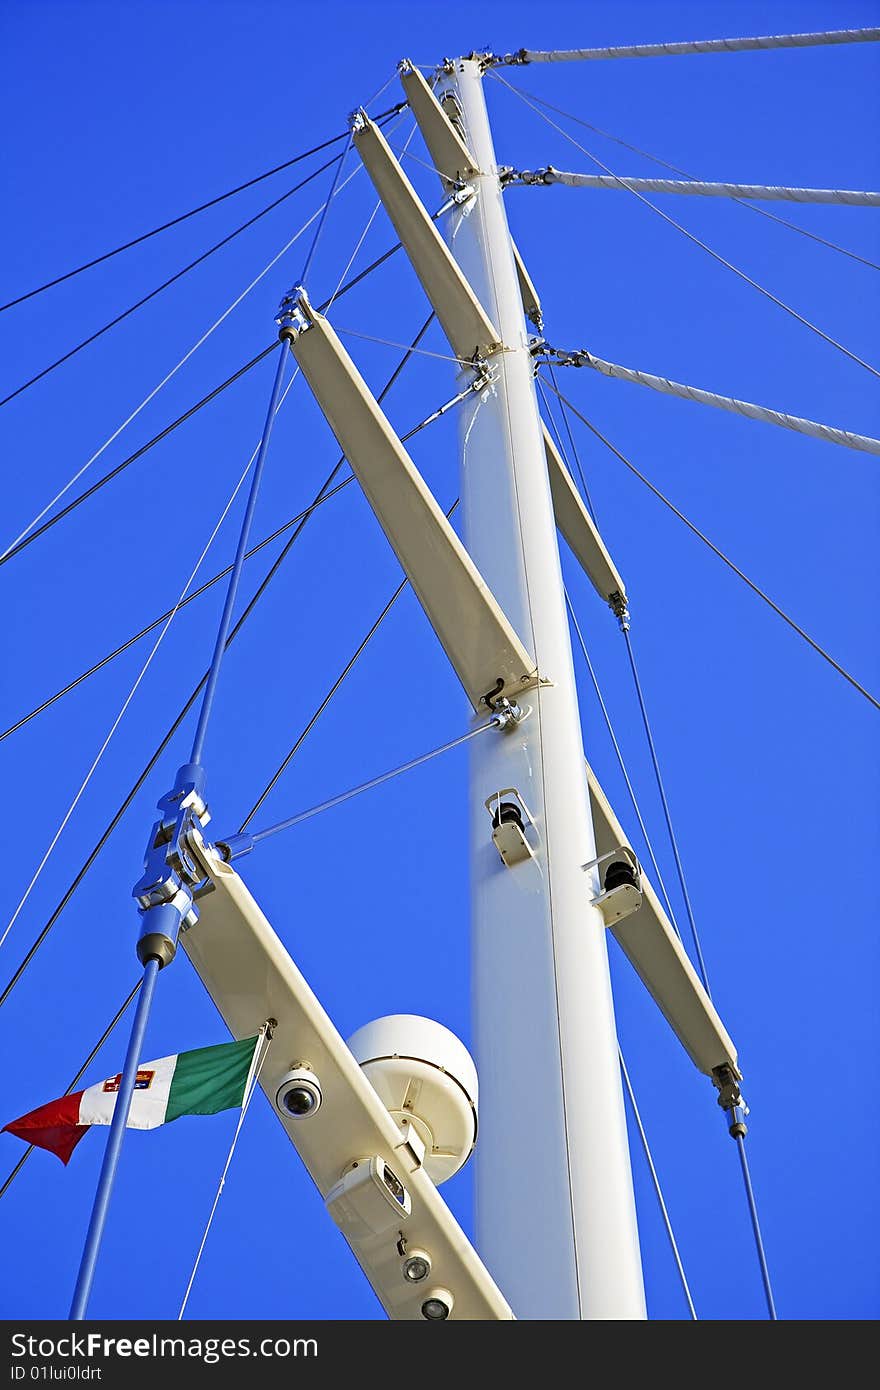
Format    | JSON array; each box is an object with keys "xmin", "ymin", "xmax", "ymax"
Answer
[{"xmin": 102, "ymin": 1069, "xmax": 155, "ymax": 1094}]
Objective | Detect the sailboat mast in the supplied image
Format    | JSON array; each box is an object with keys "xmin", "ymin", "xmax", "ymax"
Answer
[{"xmin": 442, "ymin": 56, "xmax": 645, "ymax": 1318}]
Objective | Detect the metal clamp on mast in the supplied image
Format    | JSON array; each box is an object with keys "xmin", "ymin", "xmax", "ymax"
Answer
[
  {"xmin": 131, "ymin": 761, "xmax": 211, "ymax": 963},
  {"xmin": 713, "ymin": 1063, "xmax": 749, "ymax": 1139}
]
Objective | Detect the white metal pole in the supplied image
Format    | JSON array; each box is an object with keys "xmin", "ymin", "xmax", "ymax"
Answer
[{"xmin": 443, "ymin": 58, "xmax": 646, "ymax": 1319}]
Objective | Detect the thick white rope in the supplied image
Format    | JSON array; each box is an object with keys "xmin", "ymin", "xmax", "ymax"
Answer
[
  {"xmin": 551, "ymin": 350, "xmax": 880, "ymax": 457},
  {"xmin": 518, "ymin": 169, "xmax": 880, "ymax": 207},
  {"xmin": 491, "ymin": 72, "xmax": 880, "ymax": 381},
  {"xmin": 493, "ymin": 29, "xmax": 880, "ymax": 63}
]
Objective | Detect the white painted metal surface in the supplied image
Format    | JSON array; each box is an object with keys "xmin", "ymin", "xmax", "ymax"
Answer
[
  {"xmin": 511, "ymin": 237, "xmax": 543, "ymax": 327},
  {"xmin": 352, "ymin": 114, "xmax": 501, "ymax": 359},
  {"xmin": 396, "ymin": 66, "xmax": 544, "ymax": 332},
  {"xmin": 586, "ymin": 761, "xmax": 739, "ymax": 1075},
  {"xmin": 398, "ymin": 61, "xmax": 477, "ymax": 184},
  {"xmin": 347, "ymin": 1014, "xmax": 479, "ymax": 1185},
  {"xmin": 428, "ymin": 58, "xmax": 646, "ymax": 1319},
  {"xmin": 543, "ymin": 426, "xmax": 628, "ymax": 605},
  {"xmin": 281, "ymin": 290, "xmax": 537, "ymax": 710},
  {"xmin": 183, "ymin": 835, "xmax": 514, "ymax": 1320}
]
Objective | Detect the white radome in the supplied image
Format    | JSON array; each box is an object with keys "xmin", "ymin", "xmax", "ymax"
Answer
[{"xmin": 347, "ymin": 1014, "xmax": 479, "ymax": 1185}]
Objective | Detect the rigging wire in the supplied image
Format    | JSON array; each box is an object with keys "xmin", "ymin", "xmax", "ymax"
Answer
[
  {"xmin": 0, "ymin": 980, "xmax": 141, "ymax": 1200},
  {"xmin": 240, "ymin": 501, "xmax": 459, "ymax": 832},
  {"xmin": 490, "ymin": 71, "xmax": 880, "ymax": 380},
  {"xmin": 188, "ymin": 348, "xmax": 289, "ymax": 768},
  {"xmin": 0, "ymin": 314, "xmax": 436, "ymax": 1010},
  {"xmin": 618, "ymin": 1046, "xmax": 697, "ymax": 1319},
  {"xmin": 0, "ymin": 436, "xmax": 265, "ymax": 952},
  {"xmin": 0, "ymin": 168, "xmax": 362, "ymax": 566},
  {"xmin": 545, "ymin": 381, "xmax": 880, "ymax": 713},
  {"xmin": 564, "ymin": 589, "xmax": 681, "ymax": 933},
  {"xmin": 333, "ymin": 327, "xmax": 478, "ymax": 365},
  {"xmin": 0, "ymin": 105, "xmax": 406, "ymax": 315},
  {"xmin": 0, "ymin": 343, "xmax": 277, "ymax": 571},
  {"xmin": 735, "ymin": 1132, "xmax": 778, "ymax": 1320},
  {"xmin": 2, "ymin": 310, "xmax": 445, "ymax": 750},
  {"xmin": 177, "ymin": 1026, "xmax": 273, "ymax": 1320},
  {"xmin": 619, "ymin": 621, "xmax": 713, "ymax": 994},
  {"xmin": 537, "ymin": 374, "xmax": 598, "ymax": 520},
  {"xmin": 0, "ymin": 108, "xmax": 405, "ymax": 412},
  {"xmin": 248, "ymin": 722, "xmax": 497, "ymax": 845},
  {"xmin": 0, "ymin": 226, "xmax": 413, "ymax": 575},
  {"xmin": 0, "ymin": 475, "xmax": 358, "ymax": 744},
  {"xmin": 298, "ymin": 135, "xmax": 355, "ymax": 288},
  {"xmin": 508, "ymin": 93, "xmax": 880, "ymax": 272},
  {"xmin": 0, "ymin": 152, "xmax": 336, "ymax": 413}
]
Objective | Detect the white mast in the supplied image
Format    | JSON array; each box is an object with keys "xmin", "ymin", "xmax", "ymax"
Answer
[{"xmin": 441, "ymin": 57, "xmax": 646, "ymax": 1318}]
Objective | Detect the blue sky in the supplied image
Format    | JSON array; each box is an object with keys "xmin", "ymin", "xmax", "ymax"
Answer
[{"xmin": 0, "ymin": 0, "xmax": 877, "ymax": 1322}]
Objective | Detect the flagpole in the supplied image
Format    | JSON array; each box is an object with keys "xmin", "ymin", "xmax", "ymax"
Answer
[{"xmin": 69, "ymin": 956, "xmax": 160, "ymax": 1320}]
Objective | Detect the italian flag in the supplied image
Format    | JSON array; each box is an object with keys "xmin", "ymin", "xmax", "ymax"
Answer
[{"xmin": 2, "ymin": 1036, "xmax": 259, "ymax": 1165}]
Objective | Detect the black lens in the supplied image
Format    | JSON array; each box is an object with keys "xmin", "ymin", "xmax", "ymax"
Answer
[
  {"xmin": 491, "ymin": 801, "xmax": 524, "ymax": 831},
  {"xmin": 421, "ymin": 1297, "xmax": 450, "ymax": 1320},
  {"xmin": 604, "ymin": 860, "xmax": 637, "ymax": 892},
  {"xmin": 283, "ymin": 1085, "xmax": 317, "ymax": 1116}
]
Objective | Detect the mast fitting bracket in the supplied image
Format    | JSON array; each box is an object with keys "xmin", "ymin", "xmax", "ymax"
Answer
[
  {"xmin": 712, "ymin": 1063, "xmax": 749, "ymax": 1139},
  {"xmin": 276, "ymin": 286, "xmax": 310, "ymax": 340},
  {"xmin": 131, "ymin": 762, "xmax": 212, "ymax": 964}
]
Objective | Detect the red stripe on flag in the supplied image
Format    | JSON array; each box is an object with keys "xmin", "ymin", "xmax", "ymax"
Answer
[{"xmin": 2, "ymin": 1091, "xmax": 89, "ymax": 1164}]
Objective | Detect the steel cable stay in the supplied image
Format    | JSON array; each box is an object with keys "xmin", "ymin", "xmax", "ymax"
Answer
[
  {"xmin": 0, "ymin": 104, "xmax": 407, "ymax": 315},
  {"xmin": 537, "ymin": 375, "xmax": 599, "ymax": 521},
  {"xmin": 0, "ymin": 186, "xmax": 452, "ymax": 576},
  {"xmin": 0, "ymin": 149, "xmax": 343, "ymax": 414},
  {"xmin": 0, "ymin": 118, "xmax": 422, "ymax": 1250},
  {"xmin": 544, "ymin": 380, "xmax": 880, "ymax": 713},
  {"xmin": 0, "ymin": 981, "xmax": 142, "ymax": 1200},
  {"xmin": 9, "ymin": 294, "xmax": 475, "ymax": 1314},
  {"xmin": 503, "ymin": 90, "xmax": 880, "ymax": 272},
  {"xmin": 556, "ymin": 447, "xmax": 780, "ymax": 1321},
  {"xmin": 618, "ymin": 619, "xmax": 713, "ymax": 995},
  {"xmin": 0, "ymin": 426, "xmax": 270, "ymax": 953},
  {"xmin": 0, "ymin": 109, "xmax": 409, "ymax": 413},
  {"xmin": 243, "ymin": 722, "xmax": 499, "ymax": 848},
  {"xmin": 297, "ymin": 135, "xmax": 356, "ymax": 290},
  {"xmin": 734, "ymin": 1128, "xmax": 778, "ymax": 1319},
  {"xmin": 1, "ymin": 372, "xmax": 466, "ymax": 747},
  {"xmin": 563, "ymin": 504, "xmax": 776, "ymax": 1320},
  {"xmin": 68, "ymin": 261, "xmax": 299, "ymax": 1312},
  {"xmin": 176, "ymin": 1025, "xmax": 274, "ymax": 1320},
  {"xmin": 0, "ymin": 312, "xmax": 436, "ymax": 1009},
  {"xmin": 0, "ymin": 161, "xmax": 367, "ymax": 566},
  {"xmin": 490, "ymin": 71, "xmax": 880, "ymax": 381},
  {"xmin": 563, "ymin": 589, "xmax": 681, "ymax": 935},
  {"xmin": 238, "ymin": 496, "xmax": 460, "ymax": 834},
  {"xmin": 617, "ymin": 1046, "xmax": 697, "ymax": 1319},
  {"xmin": 0, "ymin": 343, "xmax": 278, "ymax": 571},
  {"xmin": 0, "ymin": 477, "xmax": 359, "ymax": 744}
]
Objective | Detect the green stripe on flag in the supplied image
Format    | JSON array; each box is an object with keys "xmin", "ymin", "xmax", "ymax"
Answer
[{"xmin": 164, "ymin": 1036, "xmax": 259, "ymax": 1124}]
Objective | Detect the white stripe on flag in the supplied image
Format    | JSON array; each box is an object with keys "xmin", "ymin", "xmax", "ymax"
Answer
[{"xmin": 78, "ymin": 1053, "xmax": 177, "ymax": 1130}]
